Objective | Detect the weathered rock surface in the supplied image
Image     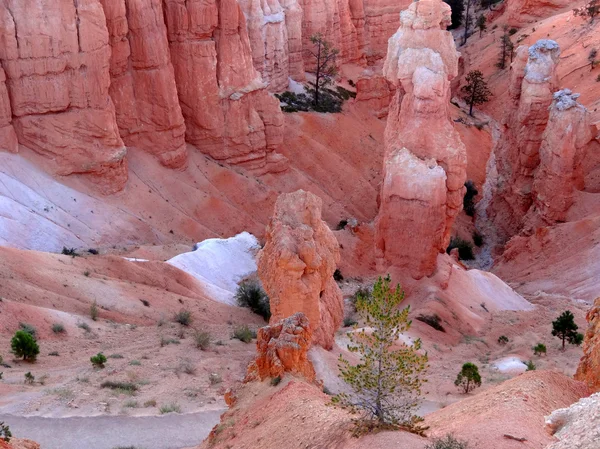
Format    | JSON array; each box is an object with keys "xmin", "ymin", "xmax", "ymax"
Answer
[
  {"xmin": 0, "ymin": 0, "xmax": 128, "ymax": 192},
  {"xmin": 529, "ymin": 89, "xmax": 593, "ymax": 224},
  {"xmin": 355, "ymin": 74, "xmax": 393, "ymax": 117},
  {"xmin": 245, "ymin": 312, "xmax": 316, "ymax": 382},
  {"xmin": 258, "ymin": 190, "xmax": 343, "ymax": 349},
  {"xmin": 575, "ymin": 297, "xmax": 600, "ymax": 392},
  {"xmin": 100, "ymin": 0, "xmax": 188, "ymax": 169},
  {"xmin": 375, "ymin": 0, "xmax": 467, "ymax": 279},
  {"xmin": 545, "ymin": 392, "xmax": 600, "ymax": 449},
  {"xmin": 0, "ymin": 438, "xmax": 40, "ymax": 449},
  {"xmin": 487, "ymin": 40, "xmax": 560, "ymax": 242},
  {"xmin": 507, "ymin": 0, "xmax": 572, "ymax": 26}
]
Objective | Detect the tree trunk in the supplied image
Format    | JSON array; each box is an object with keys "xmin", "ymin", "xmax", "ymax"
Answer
[
  {"xmin": 469, "ymin": 88, "xmax": 476, "ymax": 116},
  {"xmin": 562, "ymin": 336, "xmax": 566, "ymax": 350},
  {"xmin": 314, "ymin": 42, "xmax": 321, "ymax": 108}
]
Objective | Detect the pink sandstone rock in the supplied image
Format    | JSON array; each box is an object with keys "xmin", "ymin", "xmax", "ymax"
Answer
[
  {"xmin": 363, "ymin": 0, "xmax": 412, "ymax": 62},
  {"xmin": 575, "ymin": 297, "xmax": 600, "ymax": 392},
  {"xmin": 245, "ymin": 312, "xmax": 316, "ymax": 382},
  {"xmin": 355, "ymin": 74, "xmax": 393, "ymax": 118},
  {"xmin": 0, "ymin": 67, "xmax": 17, "ymax": 153},
  {"xmin": 506, "ymin": 0, "xmax": 572, "ymax": 26},
  {"xmin": 100, "ymin": 0, "xmax": 188, "ymax": 169},
  {"xmin": 487, "ymin": 40, "xmax": 560, "ymax": 242},
  {"xmin": 0, "ymin": 0, "xmax": 128, "ymax": 193},
  {"xmin": 258, "ymin": 190, "xmax": 343, "ymax": 349},
  {"xmin": 376, "ymin": 0, "xmax": 467, "ymax": 279},
  {"xmin": 529, "ymin": 90, "xmax": 593, "ymax": 224},
  {"xmin": 163, "ymin": 0, "xmax": 287, "ymax": 174}
]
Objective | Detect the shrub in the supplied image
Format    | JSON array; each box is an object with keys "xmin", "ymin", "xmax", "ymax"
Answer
[
  {"xmin": 143, "ymin": 399, "xmax": 157, "ymax": 408},
  {"xmin": 11, "ymin": 330, "xmax": 40, "ymax": 361},
  {"xmin": 343, "ymin": 317, "xmax": 358, "ymax": 327},
  {"xmin": 235, "ymin": 280, "xmax": 270, "ymax": 320},
  {"xmin": 194, "ymin": 330, "xmax": 211, "ymax": 350},
  {"xmin": 472, "ymin": 231, "xmax": 484, "ymax": 247},
  {"xmin": 351, "ymin": 286, "xmax": 371, "ymax": 307},
  {"xmin": 90, "ymin": 353, "xmax": 107, "ymax": 368},
  {"xmin": 0, "ymin": 421, "xmax": 11, "ymax": 442},
  {"xmin": 463, "ymin": 180, "xmax": 478, "ymax": 217},
  {"xmin": 509, "ymin": 27, "xmax": 518, "ymax": 35},
  {"xmin": 333, "ymin": 269, "xmax": 344, "ymax": 281},
  {"xmin": 90, "ymin": 301, "xmax": 99, "ymax": 321},
  {"xmin": 61, "ymin": 247, "xmax": 78, "ymax": 257},
  {"xmin": 52, "ymin": 323, "xmax": 66, "ymax": 334},
  {"xmin": 426, "ymin": 434, "xmax": 471, "ymax": 449},
  {"xmin": 108, "ymin": 353, "xmax": 124, "ymax": 359},
  {"xmin": 533, "ymin": 343, "xmax": 547, "ymax": 356},
  {"xmin": 416, "ymin": 314, "xmax": 445, "ymax": 332},
  {"xmin": 270, "ymin": 375, "xmax": 282, "ymax": 386},
  {"xmin": 49, "ymin": 351, "xmax": 59, "ymax": 356},
  {"xmin": 174, "ymin": 309, "xmax": 192, "ymax": 326},
  {"xmin": 177, "ymin": 359, "xmax": 196, "ymax": 375},
  {"xmin": 160, "ymin": 337, "xmax": 180, "ymax": 347},
  {"xmin": 129, "ymin": 360, "xmax": 141, "ymax": 366},
  {"xmin": 552, "ymin": 310, "xmax": 584, "ymax": 350},
  {"xmin": 24, "ymin": 372, "xmax": 35, "ymax": 384},
  {"xmin": 498, "ymin": 335, "xmax": 509, "ymax": 345},
  {"xmin": 139, "ymin": 299, "xmax": 150, "ymax": 307},
  {"xmin": 101, "ymin": 381, "xmax": 138, "ymax": 393},
  {"xmin": 19, "ymin": 322, "xmax": 37, "ymax": 338},
  {"xmin": 159, "ymin": 403, "xmax": 181, "ymax": 414},
  {"xmin": 123, "ymin": 400, "xmax": 139, "ymax": 408},
  {"xmin": 209, "ymin": 373, "xmax": 222, "ymax": 385},
  {"xmin": 446, "ymin": 237, "xmax": 474, "ymax": 260},
  {"xmin": 525, "ymin": 360, "xmax": 536, "ymax": 371},
  {"xmin": 454, "ymin": 363, "xmax": 482, "ymax": 394},
  {"xmin": 232, "ymin": 325, "xmax": 254, "ymax": 343},
  {"xmin": 78, "ymin": 322, "xmax": 91, "ymax": 332}
]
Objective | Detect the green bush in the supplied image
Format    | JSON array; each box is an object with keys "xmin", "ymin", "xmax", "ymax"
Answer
[
  {"xmin": 174, "ymin": 309, "xmax": 192, "ymax": 326},
  {"xmin": 159, "ymin": 403, "xmax": 181, "ymax": 414},
  {"xmin": 24, "ymin": 372, "xmax": 35, "ymax": 384},
  {"xmin": 525, "ymin": 360, "xmax": 536, "ymax": 371},
  {"xmin": 416, "ymin": 314, "xmax": 445, "ymax": 332},
  {"xmin": 270, "ymin": 375, "xmax": 282, "ymax": 386},
  {"xmin": 90, "ymin": 352, "xmax": 107, "ymax": 368},
  {"xmin": 351, "ymin": 286, "xmax": 371, "ymax": 307},
  {"xmin": 101, "ymin": 381, "xmax": 138, "ymax": 392},
  {"xmin": 446, "ymin": 237, "xmax": 474, "ymax": 260},
  {"xmin": 498, "ymin": 335, "xmax": 509, "ymax": 345},
  {"xmin": 455, "ymin": 362, "xmax": 482, "ymax": 394},
  {"xmin": 19, "ymin": 322, "xmax": 37, "ymax": 339},
  {"xmin": 0, "ymin": 421, "xmax": 11, "ymax": 442},
  {"xmin": 52, "ymin": 323, "xmax": 66, "ymax": 334},
  {"xmin": 235, "ymin": 280, "xmax": 270, "ymax": 320},
  {"xmin": 11, "ymin": 330, "xmax": 40, "ymax": 361},
  {"xmin": 426, "ymin": 434, "xmax": 471, "ymax": 449},
  {"xmin": 194, "ymin": 330, "xmax": 211, "ymax": 350},
  {"xmin": 61, "ymin": 247, "xmax": 78, "ymax": 257},
  {"xmin": 232, "ymin": 325, "xmax": 255, "ymax": 343},
  {"xmin": 533, "ymin": 343, "xmax": 547, "ymax": 356}
]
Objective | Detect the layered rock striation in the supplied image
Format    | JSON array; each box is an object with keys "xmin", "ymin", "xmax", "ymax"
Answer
[
  {"xmin": 245, "ymin": 312, "xmax": 316, "ymax": 382},
  {"xmin": 257, "ymin": 190, "xmax": 343, "ymax": 349},
  {"xmin": 375, "ymin": 0, "xmax": 467, "ymax": 279},
  {"xmin": 575, "ymin": 297, "xmax": 600, "ymax": 392},
  {"xmin": 487, "ymin": 42, "xmax": 594, "ymax": 241}
]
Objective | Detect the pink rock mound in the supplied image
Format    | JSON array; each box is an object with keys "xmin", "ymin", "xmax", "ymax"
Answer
[
  {"xmin": 375, "ymin": 0, "xmax": 467, "ymax": 279},
  {"xmin": 245, "ymin": 312, "xmax": 316, "ymax": 382},
  {"xmin": 507, "ymin": 0, "xmax": 572, "ymax": 26},
  {"xmin": 163, "ymin": 0, "xmax": 287, "ymax": 174},
  {"xmin": 258, "ymin": 190, "xmax": 343, "ymax": 349},
  {"xmin": 575, "ymin": 297, "xmax": 600, "ymax": 392},
  {"xmin": 0, "ymin": 439, "xmax": 40, "ymax": 449},
  {"xmin": 0, "ymin": 0, "xmax": 127, "ymax": 192},
  {"xmin": 100, "ymin": 0, "xmax": 188, "ymax": 169},
  {"xmin": 487, "ymin": 40, "xmax": 560, "ymax": 242}
]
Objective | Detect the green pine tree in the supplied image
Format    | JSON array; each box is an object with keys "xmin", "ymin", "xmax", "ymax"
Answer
[
  {"xmin": 461, "ymin": 70, "xmax": 492, "ymax": 116},
  {"xmin": 552, "ymin": 311, "xmax": 584, "ymax": 350},
  {"xmin": 11, "ymin": 330, "xmax": 40, "ymax": 361},
  {"xmin": 333, "ymin": 276, "xmax": 428, "ymax": 432},
  {"xmin": 454, "ymin": 362, "xmax": 482, "ymax": 394}
]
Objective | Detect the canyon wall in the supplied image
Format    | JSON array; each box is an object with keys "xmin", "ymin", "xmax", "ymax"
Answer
[
  {"xmin": 506, "ymin": 0, "xmax": 572, "ymax": 26},
  {"xmin": 487, "ymin": 41, "xmax": 594, "ymax": 242},
  {"xmin": 258, "ymin": 190, "xmax": 343, "ymax": 349},
  {"xmin": 575, "ymin": 297, "xmax": 600, "ymax": 392},
  {"xmin": 0, "ymin": 0, "xmax": 287, "ymax": 192},
  {"xmin": 375, "ymin": 0, "xmax": 467, "ymax": 279}
]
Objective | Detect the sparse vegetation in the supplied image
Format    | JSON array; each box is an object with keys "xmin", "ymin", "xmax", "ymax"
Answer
[
  {"xmin": 159, "ymin": 403, "xmax": 181, "ymax": 414},
  {"xmin": 232, "ymin": 325, "xmax": 255, "ymax": 343},
  {"xmin": 462, "ymin": 70, "xmax": 492, "ymax": 116},
  {"xmin": 143, "ymin": 399, "xmax": 157, "ymax": 408},
  {"xmin": 574, "ymin": 0, "xmax": 600, "ymax": 23},
  {"xmin": 416, "ymin": 314, "xmax": 445, "ymax": 332},
  {"xmin": 194, "ymin": 330, "xmax": 212, "ymax": 350},
  {"xmin": 588, "ymin": 49, "xmax": 599, "ymax": 71},
  {"xmin": 61, "ymin": 247, "xmax": 79, "ymax": 257},
  {"xmin": 90, "ymin": 301, "xmax": 99, "ymax": 321},
  {"xmin": 24, "ymin": 372, "xmax": 35, "ymax": 384},
  {"xmin": 11, "ymin": 330, "xmax": 40, "ymax": 361},
  {"xmin": 497, "ymin": 26, "xmax": 515, "ymax": 69},
  {"xmin": 129, "ymin": 360, "xmax": 141, "ymax": 366},
  {"xmin": 455, "ymin": 362, "xmax": 482, "ymax": 394},
  {"xmin": 270, "ymin": 375, "xmax": 282, "ymax": 386},
  {"xmin": 343, "ymin": 317, "xmax": 358, "ymax": 327},
  {"xmin": 426, "ymin": 434, "xmax": 471, "ymax": 449},
  {"xmin": 174, "ymin": 309, "xmax": 192, "ymax": 327},
  {"xmin": 49, "ymin": 351, "xmax": 59, "ymax": 356},
  {"xmin": 525, "ymin": 360, "xmax": 536, "ymax": 371},
  {"xmin": 533, "ymin": 343, "xmax": 547, "ymax": 356},
  {"xmin": 19, "ymin": 322, "xmax": 37, "ymax": 339},
  {"xmin": 123, "ymin": 400, "xmax": 139, "ymax": 408},
  {"xmin": 351, "ymin": 286, "xmax": 372, "ymax": 309},
  {"xmin": 101, "ymin": 381, "xmax": 138, "ymax": 393},
  {"xmin": 0, "ymin": 421, "xmax": 12, "ymax": 442},
  {"xmin": 333, "ymin": 275, "xmax": 428, "ymax": 431},
  {"xmin": 552, "ymin": 311, "xmax": 584, "ymax": 350},
  {"xmin": 333, "ymin": 269, "xmax": 344, "ymax": 281},
  {"xmin": 209, "ymin": 373, "xmax": 222, "ymax": 385},
  {"xmin": 52, "ymin": 323, "xmax": 66, "ymax": 334},
  {"xmin": 463, "ymin": 180, "xmax": 478, "ymax": 217},
  {"xmin": 177, "ymin": 359, "xmax": 196, "ymax": 376},
  {"xmin": 90, "ymin": 353, "xmax": 107, "ymax": 368},
  {"xmin": 446, "ymin": 237, "xmax": 474, "ymax": 261},
  {"xmin": 498, "ymin": 335, "xmax": 509, "ymax": 345},
  {"xmin": 476, "ymin": 15, "xmax": 487, "ymax": 37},
  {"xmin": 109, "ymin": 353, "xmax": 124, "ymax": 359},
  {"xmin": 78, "ymin": 322, "xmax": 91, "ymax": 332},
  {"xmin": 160, "ymin": 337, "xmax": 181, "ymax": 347},
  {"xmin": 307, "ymin": 33, "xmax": 339, "ymax": 111},
  {"xmin": 235, "ymin": 280, "xmax": 270, "ymax": 320}
]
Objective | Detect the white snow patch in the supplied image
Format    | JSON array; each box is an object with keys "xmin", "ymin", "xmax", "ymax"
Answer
[
  {"xmin": 263, "ymin": 12, "xmax": 284, "ymax": 25},
  {"xmin": 287, "ymin": 77, "xmax": 306, "ymax": 95},
  {"xmin": 166, "ymin": 232, "xmax": 260, "ymax": 305},
  {"xmin": 493, "ymin": 357, "xmax": 527, "ymax": 373},
  {"xmin": 123, "ymin": 257, "xmax": 149, "ymax": 262}
]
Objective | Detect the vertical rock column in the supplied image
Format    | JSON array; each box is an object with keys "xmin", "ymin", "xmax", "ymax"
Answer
[
  {"xmin": 100, "ymin": 0, "xmax": 188, "ymax": 169},
  {"xmin": 258, "ymin": 190, "xmax": 343, "ymax": 349},
  {"xmin": 0, "ymin": 0, "xmax": 127, "ymax": 192},
  {"xmin": 375, "ymin": 0, "xmax": 466, "ymax": 279}
]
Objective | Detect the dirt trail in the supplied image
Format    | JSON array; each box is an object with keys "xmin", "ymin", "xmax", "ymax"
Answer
[{"xmin": 0, "ymin": 410, "xmax": 224, "ymax": 449}]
